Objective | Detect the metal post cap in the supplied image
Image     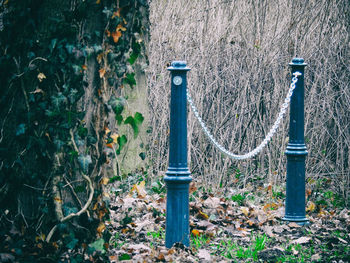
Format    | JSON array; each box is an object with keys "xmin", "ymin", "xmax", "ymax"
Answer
[
  {"xmin": 290, "ymin": 57, "xmax": 307, "ymax": 66},
  {"xmin": 168, "ymin": 61, "xmax": 190, "ymax": 71}
]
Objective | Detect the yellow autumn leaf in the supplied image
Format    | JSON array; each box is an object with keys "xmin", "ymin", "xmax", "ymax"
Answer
[
  {"xmin": 241, "ymin": 207, "xmax": 249, "ymax": 217},
  {"xmin": 197, "ymin": 210, "xmax": 209, "ymax": 220},
  {"xmin": 100, "ymin": 177, "xmax": 110, "ymax": 185},
  {"xmin": 306, "ymin": 201, "xmax": 316, "ymax": 212},
  {"xmin": 110, "ymin": 133, "xmax": 119, "ymax": 143},
  {"xmin": 97, "ymin": 222, "xmax": 106, "ymax": 234},
  {"xmin": 37, "ymin": 72, "xmax": 46, "ymax": 82},
  {"xmin": 96, "ymin": 0, "xmax": 101, "ymax": 4},
  {"xmin": 117, "ymin": 24, "xmax": 127, "ymax": 31},
  {"xmin": 35, "ymin": 233, "xmax": 46, "ymax": 242},
  {"xmin": 106, "ymin": 133, "xmax": 118, "ymax": 148}
]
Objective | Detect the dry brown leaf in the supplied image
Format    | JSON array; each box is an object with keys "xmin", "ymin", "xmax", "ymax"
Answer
[
  {"xmin": 288, "ymin": 222, "xmax": 302, "ymax": 228},
  {"xmin": 131, "ymin": 181, "xmax": 147, "ymax": 198},
  {"xmin": 292, "ymin": 246, "xmax": 299, "ymax": 255},
  {"xmin": 311, "ymin": 254, "xmax": 321, "ymax": 261},
  {"xmin": 128, "ymin": 243, "xmax": 151, "ymax": 252},
  {"xmin": 203, "ymin": 197, "xmax": 220, "ymax": 209},
  {"xmin": 291, "ymin": 236, "xmax": 311, "ymax": 244},
  {"xmin": 262, "ymin": 225, "xmax": 276, "ymax": 238},
  {"xmin": 198, "ymin": 249, "xmax": 211, "ymax": 261}
]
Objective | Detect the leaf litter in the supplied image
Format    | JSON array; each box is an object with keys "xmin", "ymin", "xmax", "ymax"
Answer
[{"xmin": 106, "ymin": 178, "xmax": 350, "ymax": 262}]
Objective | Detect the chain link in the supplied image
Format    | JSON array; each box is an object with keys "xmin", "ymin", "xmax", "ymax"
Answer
[{"xmin": 187, "ymin": 72, "xmax": 302, "ymax": 160}]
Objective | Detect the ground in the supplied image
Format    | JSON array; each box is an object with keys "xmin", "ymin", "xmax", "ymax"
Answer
[{"xmin": 106, "ymin": 175, "xmax": 350, "ymax": 262}]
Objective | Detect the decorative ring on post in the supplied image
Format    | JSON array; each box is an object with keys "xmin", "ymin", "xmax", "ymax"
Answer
[
  {"xmin": 283, "ymin": 57, "xmax": 309, "ymax": 225},
  {"xmin": 164, "ymin": 61, "xmax": 192, "ymax": 248}
]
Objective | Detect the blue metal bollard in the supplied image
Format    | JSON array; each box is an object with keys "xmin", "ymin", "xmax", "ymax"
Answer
[
  {"xmin": 164, "ymin": 61, "xmax": 192, "ymax": 248},
  {"xmin": 283, "ymin": 58, "xmax": 309, "ymax": 225}
]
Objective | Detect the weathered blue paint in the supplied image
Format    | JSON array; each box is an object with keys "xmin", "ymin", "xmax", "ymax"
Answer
[
  {"xmin": 164, "ymin": 61, "xmax": 192, "ymax": 248},
  {"xmin": 283, "ymin": 57, "xmax": 309, "ymax": 225}
]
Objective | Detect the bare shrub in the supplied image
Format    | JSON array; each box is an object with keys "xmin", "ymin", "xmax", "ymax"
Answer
[{"xmin": 147, "ymin": 0, "xmax": 349, "ymax": 202}]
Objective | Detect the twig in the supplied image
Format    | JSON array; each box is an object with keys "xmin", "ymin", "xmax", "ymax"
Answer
[
  {"xmin": 46, "ymin": 132, "xmax": 94, "ymax": 243},
  {"xmin": 13, "ymin": 57, "xmax": 30, "ymax": 114},
  {"xmin": 63, "ymin": 174, "xmax": 84, "ymax": 211}
]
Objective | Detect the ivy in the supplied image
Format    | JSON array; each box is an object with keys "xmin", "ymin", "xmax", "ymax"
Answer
[{"xmin": 0, "ymin": 0, "xmax": 148, "ymax": 259}]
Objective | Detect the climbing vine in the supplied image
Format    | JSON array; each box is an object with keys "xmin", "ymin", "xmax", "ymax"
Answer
[{"xmin": 0, "ymin": 0, "xmax": 148, "ymax": 260}]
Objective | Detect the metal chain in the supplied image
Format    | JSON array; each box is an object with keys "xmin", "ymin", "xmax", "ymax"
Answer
[{"xmin": 187, "ymin": 72, "xmax": 302, "ymax": 160}]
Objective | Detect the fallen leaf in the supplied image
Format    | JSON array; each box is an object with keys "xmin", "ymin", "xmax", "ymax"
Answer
[
  {"xmin": 197, "ymin": 210, "xmax": 209, "ymax": 220},
  {"xmin": 262, "ymin": 225, "xmax": 276, "ymax": 238},
  {"xmin": 288, "ymin": 222, "xmax": 301, "ymax": 228},
  {"xmin": 128, "ymin": 244, "xmax": 151, "ymax": 252},
  {"xmin": 203, "ymin": 197, "xmax": 221, "ymax": 209},
  {"xmin": 131, "ymin": 181, "xmax": 147, "ymax": 198},
  {"xmin": 311, "ymin": 254, "xmax": 321, "ymax": 261},
  {"xmin": 338, "ymin": 237, "xmax": 348, "ymax": 244},
  {"xmin": 198, "ymin": 249, "xmax": 211, "ymax": 261},
  {"xmin": 291, "ymin": 246, "xmax": 299, "ymax": 255},
  {"xmin": 241, "ymin": 207, "xmax": 249, "ymax": 217},
  {"xmin": 291, "ymin": 236, "xmax": 311, "ymax": 244},
  {"xmin": 306, "ymin": 201, "xmax": 316, "ymax": 212},
  {"xmin": 157, "ymin": 253, "xmax": 165, "ymax": 261},
  {"xmin": 192, "ymin": 229, "xmax": 200, "ymax": 237}
]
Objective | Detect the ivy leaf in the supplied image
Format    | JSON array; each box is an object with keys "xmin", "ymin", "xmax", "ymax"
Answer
[
  {"xmin": 68, "ymin": 89, "xmax": 78, "ymax": 103},
  {"xmin": 50, "ymin": 38, "xmax": 57, "ymax": 53},
  {"xmin": 88, "ymin": 238, "xmax": 106, "ymax": 254},
  {"xmin": 116, "ymin": 115, "xmax": 123, "ymax": 125},
  {"xmin": 78, "ymin": 155, "xmax": 92, "ymax": 173},
  {"xmin": 51, "ymin": 92, "xmax": 67, "ymax": 109},
  {"xmin": 108, "ymin": 96, "xmax": 126, "ymax": 116},
  {"xmin": 139, "ymin": 152, "xmax": 146, "ymax": 160},
  {"xmin": 116, "ymin": 135, "xmax": 127, "ymax": 155},
  {"xmin": 66, "ymin": 239, "xmax": 78, "ymax": 250},
  {"xmin": 124, "ymin": 112, "xmax": 144, "ymax": 138},
  {"xmin": 65, "ymin": 43, "xmax": 74, "ymax": 54},
  {"xmin": 123, "ymin": 73, "xmax": 136, "ymax": 88},
  {"xmin": 16, "ymin": 124, "xmax": 26, "ymax": 136},
  {"xmin": 118, "ymin": 254, "xmax": 131, "ymax": 261},
  {"xmin": 54, "ymin": 139, "xmax": 65, "ymax": 150},
  {"xmin": 128, "ymin": 52, "xmax": 138, "ymax": 65}
]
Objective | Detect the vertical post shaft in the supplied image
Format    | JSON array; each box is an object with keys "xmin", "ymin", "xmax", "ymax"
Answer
[
  {"xmin": 165, "ymin": 61, "xmax": 192, "ymax": 248},
  {"xmin": 283, "ymin": 57, "xmax": 309, "ymax": 225}
]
